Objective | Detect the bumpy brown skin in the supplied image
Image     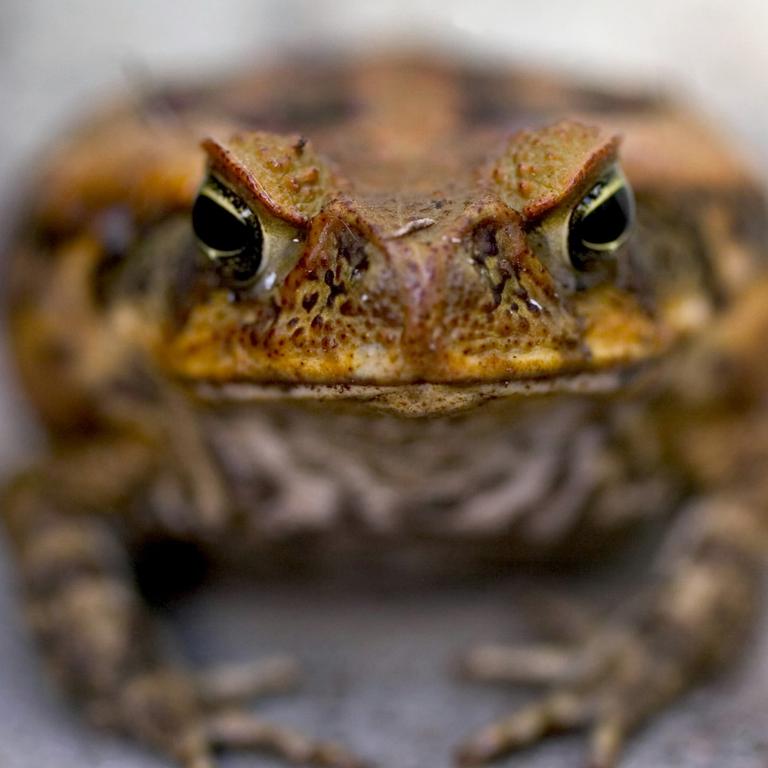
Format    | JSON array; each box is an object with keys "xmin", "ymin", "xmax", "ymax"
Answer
[{"xmin": 3, "ymin": 54, "xmax": 768, "ymax": 768}]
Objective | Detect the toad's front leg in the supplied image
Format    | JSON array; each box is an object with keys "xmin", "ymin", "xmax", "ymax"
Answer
[
  {"xmin": 1, "ymin": 441, "xmax": 366, "ymax": 768},
  {"xmin": 457, "ymin": 493, "xmax": 765, "ymax": 767}
]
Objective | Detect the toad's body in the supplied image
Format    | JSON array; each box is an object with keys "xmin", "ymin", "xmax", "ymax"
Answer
[{"xmin": 3, "ymin": 56, "xmax": 768, "ymax": 768}]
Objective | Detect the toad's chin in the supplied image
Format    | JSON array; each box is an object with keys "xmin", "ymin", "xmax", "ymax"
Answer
[{"xmin": 188, "ymin": 366, "xmax": 647, "ymax": 418}]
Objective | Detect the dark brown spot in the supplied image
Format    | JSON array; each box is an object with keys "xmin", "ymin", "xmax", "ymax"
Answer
[
  {"xmin": 339, "ymin": 299, "xmax": 356, "ymax": 316},
  {"xmin": 229, "ymin": 94, "xmax": 358, "ymax": 132},
  {"xmin": 320, "ymin": 335, "xmax": 338, "ymax": 351},
  {"xmin": 471, "ymin": 223, "xmax": 517, "ymax": 309},
  {"xmin": 338, "ymin": 228, "xmax": 369, "ymax": 278},
  {"xmin": 91, "ymin": 207, "xmax": 138, "ymax": 304},
  {"xmin": 40, "ymin": 339, "xmax": 75, "ymax": 368},
  {"xmin": 302, "ymin": 291, "xmax": 319, "ymax": 311},
  {"xmin": 142, "ymin": 83, "xmax": 208, "ymax": 119},
  {"xmin": 571, "ymin": 86, "xmax": 663, "ymax": 114},
  {"xmin": 472, "ymin": 224, "xmax": 499, "ymax": 263},
  {"xmin": 324, "ymin": 269, "xmax": 346, "ymax": 306}
]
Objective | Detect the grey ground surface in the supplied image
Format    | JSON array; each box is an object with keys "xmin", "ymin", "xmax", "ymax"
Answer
[
  {"xmin": 1, "ymin": 555, "xmax": 768, "ymax": 768},
  {"xmin": 2, "ymin": 2, "xmax": 768, "ymax": 767}
]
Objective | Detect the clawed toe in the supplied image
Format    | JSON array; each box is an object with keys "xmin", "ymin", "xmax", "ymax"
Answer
[
  {"xmin": 455, "ymin": 691, "xmax": 592, "ymax": 766},
  {"xmin": 207, "ymin": 709, "xmax": 370, "ymax": 768},
  {"xmin": 460, "ymin": 642, "xmax": 588, "ymax": 686},
  {"xmin": 196, "ymin": 655, "xmax": 302, "ymax": 707}
]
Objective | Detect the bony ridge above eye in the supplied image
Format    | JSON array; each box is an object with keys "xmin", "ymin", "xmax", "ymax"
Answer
[
  {"xmin": 568, "ymin": 168, "xmax": 635, "ymax": 271},
  {"xmin": 192, "ymin": 175, "xmax": 264, "ymax": 285}
]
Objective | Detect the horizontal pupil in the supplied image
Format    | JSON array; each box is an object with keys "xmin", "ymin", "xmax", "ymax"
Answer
[
  {"xmin": 576, "ymin": 186, "xmax": 631, "ymax": 247},
  {"xmin": 192, "ymin": 195, "xmax": 251, "ymax": 253}
]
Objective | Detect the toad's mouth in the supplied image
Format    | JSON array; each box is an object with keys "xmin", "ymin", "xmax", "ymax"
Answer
[{"xmin": 189, "ymin": 366, "xmax": 647, "ymax": 418}]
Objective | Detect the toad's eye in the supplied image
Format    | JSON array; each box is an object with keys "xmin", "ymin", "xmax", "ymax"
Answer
[
  {"xmin": 568, "ymin": 170, "xmax": 635, "ymax": 270},
  {"xmin": 192, "ymin": 176, "xmax": 263, "ymax": 284}
]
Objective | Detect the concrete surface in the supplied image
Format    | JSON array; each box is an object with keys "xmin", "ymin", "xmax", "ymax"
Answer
[
  {"xmin": 1, "ymin": 557, "xmax": 768, "ymax": 768},
  {"xmin": 1, "ymin": 2, "xmax": 768, "ymax": 767}
]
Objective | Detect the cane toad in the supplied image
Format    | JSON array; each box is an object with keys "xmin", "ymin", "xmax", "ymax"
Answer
[{"xmin": 3, "ymin": 54, "xmax": 768, "ymax": 768}]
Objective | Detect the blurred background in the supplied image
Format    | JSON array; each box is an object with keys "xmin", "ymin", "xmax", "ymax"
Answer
[{"xmin": 1, "ymin": 1, "xmax": 767, "ymax": 767}]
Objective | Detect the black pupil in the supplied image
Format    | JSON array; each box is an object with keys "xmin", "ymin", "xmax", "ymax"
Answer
[
  {"xmin": 192, "ymin": 192, "xmax": 264, "ymax": 284},
  {"xmin": 192, "ymin": 195, "xmax": 251, "ymax": 253},
  {"xmin": 574, "ymin": 185, "xmax": 632, "ymax": 248}
]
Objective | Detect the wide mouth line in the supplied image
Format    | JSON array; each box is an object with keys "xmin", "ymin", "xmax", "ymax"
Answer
[{"xmin": 188, "ymin": 366, "xmax": 645, "ymax": 404}]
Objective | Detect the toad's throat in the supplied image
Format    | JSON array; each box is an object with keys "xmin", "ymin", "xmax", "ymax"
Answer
[{"xmin": 194, "ymin": 377, "xmax": 676, "ymax": 544}]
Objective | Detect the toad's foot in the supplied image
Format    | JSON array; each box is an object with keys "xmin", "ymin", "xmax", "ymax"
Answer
[
  {"xmin": 455, "ymin": 497, "xmax": 764, "ymax": 767},
  {"xmin": 456, "ymin": 627, "xmax": 685, "ymax": 768},
  {"xmin": 101, "ymin": 665, "xmax": 367, "ymax": 768},
  {"xmin": 2, "ymin": 464, "xmax": 369, "ymax": 768}
]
